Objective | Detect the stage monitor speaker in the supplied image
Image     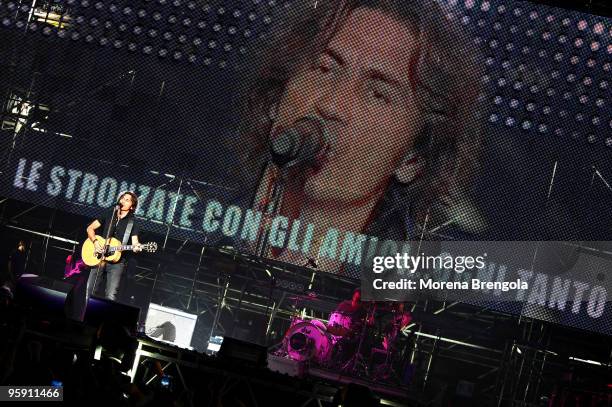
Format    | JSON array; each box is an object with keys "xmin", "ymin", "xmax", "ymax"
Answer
[
  {"xmin": 86, "ymin": 296, "xmax": 140, "ymax": 334},
  {"xmin": 15, "ymin": 274, "xmax": 72, "ymax": 317},
  {"xmin": 15, "ymin": 274, "xmax": 140, "ymax": 331},
  {"xmin": 217, "ymin": 337, "xmax": 268, "ymax": 368}
]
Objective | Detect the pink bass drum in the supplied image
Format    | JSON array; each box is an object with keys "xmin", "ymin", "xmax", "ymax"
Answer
[{"xmin": 284, "ymin": 320, "xmax": 332, "ymax": 363}]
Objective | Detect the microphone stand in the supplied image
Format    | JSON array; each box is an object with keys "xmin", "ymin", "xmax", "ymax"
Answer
[
  {"xmin": 255, "ymin": 116, "xmax": 329, "ymax": 258},
  {"xmin": 254, "ymin": 164, "xmax": 290, "ymax": 258},
  {"xmin": 91, "ymin": 205, "xmax": 119, "ymax": 297}
]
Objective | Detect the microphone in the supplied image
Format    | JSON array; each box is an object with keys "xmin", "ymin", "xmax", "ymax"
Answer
[{"xmin": 270, "ymin": 116, "xmax": 331, "ymax": 167}]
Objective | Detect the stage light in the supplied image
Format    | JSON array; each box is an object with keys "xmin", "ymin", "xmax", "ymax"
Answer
[
  {"xmin": 207, "ymin": 335, "xmax": 224, "ymax": 353},
  {"xmin": 569, "ymin": 356, "xmax": 607, "ymax": 366}
]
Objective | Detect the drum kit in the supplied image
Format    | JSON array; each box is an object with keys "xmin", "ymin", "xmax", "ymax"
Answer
[{"xmin": 278, "ymin": 296, "xmax": 412, "ymax": 382}]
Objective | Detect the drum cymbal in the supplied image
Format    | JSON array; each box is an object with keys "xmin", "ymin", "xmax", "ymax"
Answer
[{"xmin": 288, "ymin": 295, "xmax": 322, "ymax": 302}]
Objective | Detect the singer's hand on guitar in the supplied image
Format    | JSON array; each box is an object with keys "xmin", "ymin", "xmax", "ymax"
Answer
[
  {"xmin": 133, "ymin": 245, "xmax": 142, "ymax": 253},
  {"xmin": 93, "ymin": 240, "xmax": 104, "ymax": 255}
]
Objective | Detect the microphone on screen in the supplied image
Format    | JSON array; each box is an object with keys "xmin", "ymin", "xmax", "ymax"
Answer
[{"xmin": 269, "ymin": 116, "xmax": 333, "ymax": 168}]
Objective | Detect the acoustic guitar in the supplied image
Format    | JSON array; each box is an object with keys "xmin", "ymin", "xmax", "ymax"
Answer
[{"xmin": 81, "ymin": 235, "xmax": 158, "ymax": 267}]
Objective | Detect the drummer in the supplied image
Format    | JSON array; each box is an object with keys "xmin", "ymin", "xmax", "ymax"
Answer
[{"xmin": 334, "ymin": 287, "xmax": 367, "ymax": 324}]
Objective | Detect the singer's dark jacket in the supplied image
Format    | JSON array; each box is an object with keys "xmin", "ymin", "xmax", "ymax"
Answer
[{"xmin": 94, "ymin": 208, "xmax": 141, "ymax": 262}]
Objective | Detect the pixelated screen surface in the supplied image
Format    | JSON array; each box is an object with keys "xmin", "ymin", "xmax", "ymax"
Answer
[{"xmin": 0, "ymin": 1, "xmax": 611, "ymax": 331}]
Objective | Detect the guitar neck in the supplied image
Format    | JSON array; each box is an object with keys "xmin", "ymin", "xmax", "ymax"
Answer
[{"xmin": 108, "ymin": 244, "xmax": 137, "ymax": 253}]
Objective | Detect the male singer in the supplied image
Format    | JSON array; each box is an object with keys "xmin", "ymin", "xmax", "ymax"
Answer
[
  {"xmin": 65, "ymin": 191, "xmax": 142, "ymax": 321},
  {"xmin": 86, "ymin": 190, "xmax": 142, "ymax": 301},
  {"xmin": 233, "ymin": 0, "xmax": 486, "ymax": 273}
]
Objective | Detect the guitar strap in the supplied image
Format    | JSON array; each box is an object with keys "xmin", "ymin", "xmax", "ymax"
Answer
[{"xmin": 122, "ymin": 217, "xmax": 134, "ymax": 246}]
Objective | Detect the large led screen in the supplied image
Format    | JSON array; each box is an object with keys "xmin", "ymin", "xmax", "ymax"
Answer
[{"xmin": 1, "ymin": 1, "xmax": 611, "ymax": 332}]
